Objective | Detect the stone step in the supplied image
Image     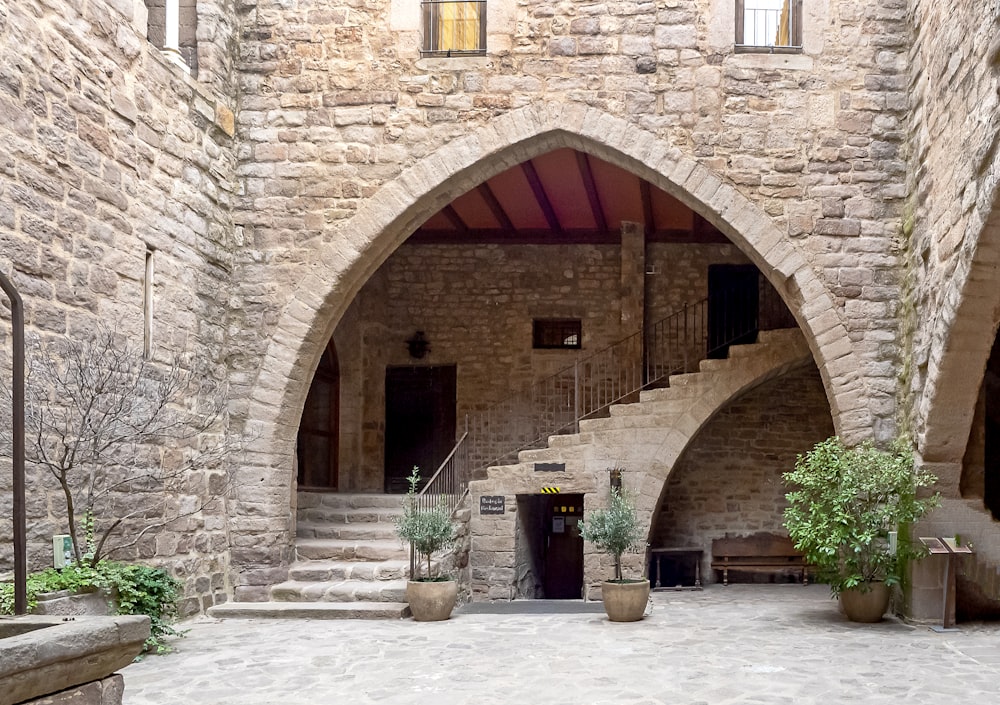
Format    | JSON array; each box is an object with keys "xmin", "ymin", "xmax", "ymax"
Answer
[
  {"xmin": 611, "ymin": 398, "xmax": 684, "ymax": 416},
  {"xmin": 207, "ymin": 601, "xmax": 410, "ymax": 620},
  {"xmin": 270, "ymin": 579, "xmax": 409, "ymax": 603},
  {"xmin": 667, "ymin": 371, "xmax": 716, "ymax": 388},
  {"xmin": 581, "ymin": 413, "xmax": 681, "ymax": 431},
  {"xmin": 297, "ymin": 493, "xmax": 407, "ymax": 510},
  {"xmin": 517, "ymin": 446, "xmax": 587, "ymax": 464},
  {"xmin": 287, "ymin": 559, "xmax": 411, "ymax": 582},
  {"xmin": 295, "ymin": 520, "xmax": 399, "ymax": 541},
  {"xmin": 637, "ymin": 384, "xmax": 695, "ymax": 402},
  {"xmin": 296, "ymin": 506, "xmax": 404, "ymax": 525},
  {"xmin": 295, "ymin": 538, "xmax": 409, "ymax": 562}
]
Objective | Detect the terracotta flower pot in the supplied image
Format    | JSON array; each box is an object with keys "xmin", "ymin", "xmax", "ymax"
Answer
[
  {"xmin": 601, "ymin": 579, "xmax": 650, "ymax": 622},
  {"xmin": 840, "ymin": 582, "xmax": 891, "ymax": 623},
  {"xmin": 406, "ymin": 580, "xmax": 458, "ymax": 622}
]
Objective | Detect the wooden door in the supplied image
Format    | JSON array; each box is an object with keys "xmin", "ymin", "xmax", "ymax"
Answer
[
  {"xmin": 297, "ymin": 342, "xmax": 340, "ymax": 489},
  {"xmin": 384, "ymin": 365, "xmax": 457, "ymax": 493},
  {"xmin": 543, "ymin": 495, "xmax": 584, "ymax": 599}
]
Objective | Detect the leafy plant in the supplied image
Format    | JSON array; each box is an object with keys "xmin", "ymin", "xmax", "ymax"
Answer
[
  {"xmin": 0, "ymin": 560, "xmax": 183, "ymax": 655},
  {"xmin": 394, "ymin": 467, "xmax": 456, "ymax": 581},
  {"xmin": 783, "ymin": 436, "xmax": 939, "ymax": 596},
  {"xmin": 579, "ymin": 477, "xmax": 644, "ymax": 582}
]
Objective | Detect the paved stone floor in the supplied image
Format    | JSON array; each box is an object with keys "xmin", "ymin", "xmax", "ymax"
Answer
[{"xmin": 121, "ymin": 585, "xmax": 1000, "ymax": 705}]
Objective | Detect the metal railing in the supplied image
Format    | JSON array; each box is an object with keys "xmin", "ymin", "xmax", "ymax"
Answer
[
  {"xmin": 421, "ymin": 0, "xmax": 487, "ymax": 57},
  {"xmin": 739, "ymin": 1, "xmax": 798, "ymax": 49},
  {"xmin": 0, "ymin": 271, "xmax": 26, "ymax": 614},
  {"xmin": 414, "ymin": 282, "xmax": 795, "ymax": 520}
]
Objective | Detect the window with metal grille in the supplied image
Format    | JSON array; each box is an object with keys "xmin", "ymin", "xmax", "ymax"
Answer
[
  {"xmin": 735, "ymin": 0, "xmax": 802, "ymax": 52},
  {"xmin": 421, "ymin": 0, "xmax": 487, "ymax": 56},
  {"xmin": 533, "ymin": 319, "xmax": 582, "ymax": 350}
]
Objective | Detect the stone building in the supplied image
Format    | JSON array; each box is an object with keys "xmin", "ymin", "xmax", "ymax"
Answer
[{"xmin": 0, "ymin": 0, "xmax": 998, "ymax": 621}]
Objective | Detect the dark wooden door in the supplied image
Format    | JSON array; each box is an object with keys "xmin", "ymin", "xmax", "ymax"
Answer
[
  {"xmin": 707, "ymin": 264, "xmax": 760, "ymax": 359},
  {"xmin": 543, "ymin": 495, "xmax": 584, "ymax": 599},
  {"xmin": 297, "ymin": 342, "xmax": 340, "ymax": 489},
  {"xmin": 384, "ymin": 365, "xmax": 457, "ymax": 493}
]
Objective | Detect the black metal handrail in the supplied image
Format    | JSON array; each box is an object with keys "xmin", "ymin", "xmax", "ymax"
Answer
[{"xmin": 0, "ymin": 271, "xmax": 26, "ymax": 614}]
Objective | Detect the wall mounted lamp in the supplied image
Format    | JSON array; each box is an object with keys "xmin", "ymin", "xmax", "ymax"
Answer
[{"xmin": 406, "ymin": 331, "xmax": 431, "ymax": 359}]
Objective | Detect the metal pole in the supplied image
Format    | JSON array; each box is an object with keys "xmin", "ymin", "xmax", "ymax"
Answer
[
  {"xmin": 573, "ymin": 360, "xmax": 580, "ymax": 433},
  {"xmin": 0, "ymin": 271, "xmax": 26, "ymax": 615}
]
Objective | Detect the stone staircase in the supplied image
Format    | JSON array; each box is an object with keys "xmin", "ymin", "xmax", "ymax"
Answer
[
  {"xmin": 483, "ymin": 328, "xmax": 812, "ymax": 476},
  {"xmin": 208, "ymin": 494, "xmax": 413, "ymax": 619}
]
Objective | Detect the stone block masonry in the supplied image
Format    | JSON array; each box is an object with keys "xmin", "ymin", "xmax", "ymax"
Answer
[
  {"xmin": 651, "ymin": 364, "xmax": 834, "ymax": 583},
  {"xmin": 0, "ymin": 0, "xmax": 239, "ymax": 615}
]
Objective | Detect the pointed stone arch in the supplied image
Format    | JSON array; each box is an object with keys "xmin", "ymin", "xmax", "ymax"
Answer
[
  {"xmin": 914, "ymin": 198, "xmax": 1000, "ymax": 479},
  {"xmin": 234, "ymin": 103, "xmax": 870, "ymax": 594}
]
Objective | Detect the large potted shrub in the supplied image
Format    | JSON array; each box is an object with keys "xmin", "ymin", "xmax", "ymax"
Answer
[
  {"xmin": 783, "ymin": 437, "xmax": 939, "ymax": 622},
  {"xmin": 579, "ymin": 475, "xmax": 649, "ymax": 622},
  {"xmin": 395, "ymin": 468, "xmax": 459, "ymax": 621}
]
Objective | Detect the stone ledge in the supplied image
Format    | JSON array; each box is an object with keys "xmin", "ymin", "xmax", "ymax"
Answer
[
  {"xmin": 207, "ymin": 601, "xmax": 410, "ymax": 620},
  {"xmin": 0, "ymin": 615, "xmax": 149, "ymax": 705}
]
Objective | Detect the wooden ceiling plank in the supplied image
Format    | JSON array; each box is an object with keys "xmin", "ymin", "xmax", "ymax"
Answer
[
  {"xmin": 477, "ymin": 182, "xmax": 515, "ymax": 231},
  {"xmin": 521, "ymin": 160, "xmax": 563, "ymax": 232},
  {"xmin": 576, "ymin": 151, "xmax": 608, "ymax": 232},
  {"xmin": 442, "ymin": 204, "xmax": 468, "ymax": 233}
]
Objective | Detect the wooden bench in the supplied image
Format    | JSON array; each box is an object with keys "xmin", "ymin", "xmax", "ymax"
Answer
[{"xmin": 710, "ymin": 533, "xmax": 809, "ymax": 586}]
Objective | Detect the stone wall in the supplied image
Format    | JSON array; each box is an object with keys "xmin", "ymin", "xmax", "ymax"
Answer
[
  {"xmin": 224, "ymin": 0, "xmax": 913, "ymax": 594},
  {"xmin": 333, "ymin": 240, "xmax": 753, "ymax": 490},
  {"xmin": 651, "ymin": 364, "xmax": 834, "ymax": 582},
  {"xmin": 905, "ymin": 0, "xmax": 1000, "ymax": 474},
  {"xmin": 0, "ymin": 0, "xmax": 238, "ymax": 614}
]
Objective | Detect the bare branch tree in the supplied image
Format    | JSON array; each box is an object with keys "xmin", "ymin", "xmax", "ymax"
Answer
[{"xmin": 0, "ymin": 326, "xmax": 246, "ymax": 566}]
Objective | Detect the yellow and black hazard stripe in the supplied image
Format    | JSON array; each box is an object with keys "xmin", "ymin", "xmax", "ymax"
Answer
[{"xmin": 540, "ymin": 486, "xmax": 561, "ymax": 494}]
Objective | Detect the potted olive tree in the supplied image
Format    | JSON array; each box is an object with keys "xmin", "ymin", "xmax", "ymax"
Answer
[
  {"xmin": 579, "ymin": 474, "xmax": 649, "ymax": 622},
  {"xmin": 395, "ymin": 468, "xmax": 458, "ymax": 621},
  {"xmin": 783, "ymin": 437, "xmax": 939, "ymax": 622}
]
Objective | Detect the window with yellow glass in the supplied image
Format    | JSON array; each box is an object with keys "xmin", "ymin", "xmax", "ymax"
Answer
[{"xmin": 422, "ymin": 0, "xmax": 487, "ymax": 56}]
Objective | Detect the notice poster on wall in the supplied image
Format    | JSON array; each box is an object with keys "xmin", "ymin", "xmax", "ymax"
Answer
[{"xmin": 480, "ymin": 495, "xmax": 505, "ymax": 515}]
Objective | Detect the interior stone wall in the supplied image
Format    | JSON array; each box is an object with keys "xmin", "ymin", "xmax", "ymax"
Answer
[
  {"xmin": 332, "ymin": 240, "xmax": 753, "ymax": 490},
  {"xmin": 650, "ymin": 364, "xmax": 834, "ymax": 583}
]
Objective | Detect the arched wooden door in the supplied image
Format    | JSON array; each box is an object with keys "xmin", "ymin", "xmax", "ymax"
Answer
[{"xmin": 297, "ymin": 341, "xmax": 340, "ymax": 490}]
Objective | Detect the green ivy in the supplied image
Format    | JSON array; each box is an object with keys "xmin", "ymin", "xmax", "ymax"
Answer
[{"xmin": 0, "ymin": 560, "xmax": 183, "ymax": 655}]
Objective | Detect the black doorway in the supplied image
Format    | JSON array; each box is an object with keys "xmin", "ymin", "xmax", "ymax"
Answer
[
  {"xmin": 384, "ymin": 365, "xmax": 457, "ymax": 493},
  {"xmin": 707, "ymin": 264, "xmax": 760, "ymax": 359},
  {"xmin": 515, "ymin": 494, "xmax": 584, "ymax": 599}
]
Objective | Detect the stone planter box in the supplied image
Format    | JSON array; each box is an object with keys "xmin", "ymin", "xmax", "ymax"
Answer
[
  {"xmin": 0, "ymin": 614, "xmax": 149, "ymax": 705},
  {"xmin": 32, "ymin": 588, "xmax": 118, "ymax": 617}
]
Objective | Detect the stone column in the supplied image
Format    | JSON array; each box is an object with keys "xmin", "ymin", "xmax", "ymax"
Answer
[
  {"xmin": 619, "ymin": 221, "xmax": 645, "ymax": 330},
  {"xmin": 620, "ymin": 221, "xmax": 646, "ymax": 381}
]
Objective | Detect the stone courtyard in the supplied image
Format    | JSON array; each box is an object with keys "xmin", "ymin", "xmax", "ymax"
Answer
[
  {"xmin": 3, "ymin": 0, "xmax": 1000, "ymax": 659},
  {"xmin": 120, "ymin": 586, "xmax": 1000, "ymax": 705}
]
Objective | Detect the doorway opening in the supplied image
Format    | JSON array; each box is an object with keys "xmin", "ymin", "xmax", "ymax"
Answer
[
  {"xmin": 296, "ymin": 341, "xmax": 340, "ymax": 490},
  {"xmin": 384, "ymin": 365, "xmax": 457, "ymax": 493},
  {"xmin": 707, "ymin": 264, "xmax": 760, "ymax": 359},
  {"xmin": 514, "ymin": 494, "xmax": 584, "ymax": 599}
]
